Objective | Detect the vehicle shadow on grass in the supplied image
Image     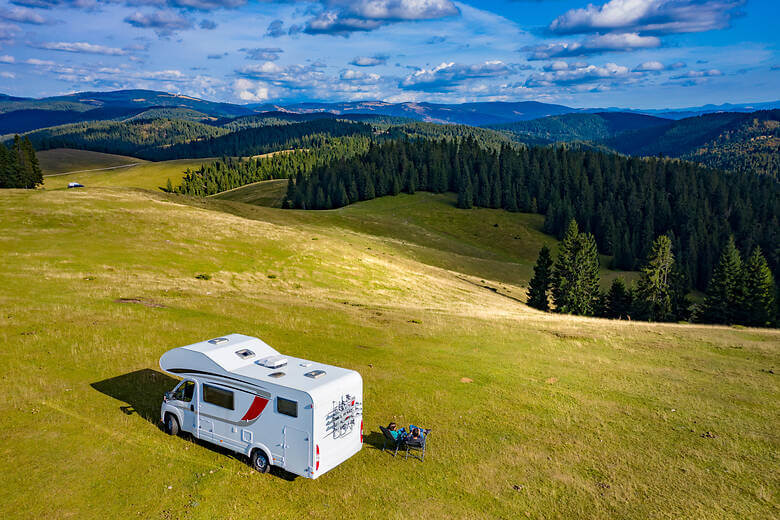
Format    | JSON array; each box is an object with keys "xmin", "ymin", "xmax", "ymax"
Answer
[
  {"xmin": 91, "ymin": 369, "xmax": 299, "ymax": 482},
  {"xmin": 91, "ymin": 368, "xmax": 176, "ymax": 425}
]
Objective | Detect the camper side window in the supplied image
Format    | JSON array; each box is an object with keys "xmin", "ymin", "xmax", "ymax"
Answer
[
  {"xmin": 277, "ymin": 397, "xmax": 297, "ymax": 418},
  {"xmin": 203, "ymin": 384, "xmax": 234, "ymax": 410}
]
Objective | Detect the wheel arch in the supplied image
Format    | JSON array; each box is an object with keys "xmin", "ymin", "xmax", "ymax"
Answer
[
  {"xmin": 248, "ymin": 443, "xmax": 273, "ymax": 465},
  {"xmin": 163, "ymin": 409, "xmax": 183, "ymax": 429}
]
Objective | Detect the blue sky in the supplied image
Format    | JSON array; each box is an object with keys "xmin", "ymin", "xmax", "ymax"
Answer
[{"xmin": 0, "ymin": 0, "xmax": 777, "ymax": 108}]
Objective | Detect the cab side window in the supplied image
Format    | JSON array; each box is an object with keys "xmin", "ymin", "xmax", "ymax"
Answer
[{"xmin": 174, "ymin": 380, "xmax": 195, "ymax": 402}]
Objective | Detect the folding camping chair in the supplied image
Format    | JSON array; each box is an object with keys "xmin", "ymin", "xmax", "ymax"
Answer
[
  {"xmin": 404, "ymin": 428, "xmax": 431, "ymax": 461},
  {"xmin": 380, "ymin": 425, "xmax": 405, "ymax": 457}
]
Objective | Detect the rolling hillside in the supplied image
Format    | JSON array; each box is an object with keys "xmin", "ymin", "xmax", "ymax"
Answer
[
  {"xmin": 42, "ymin": 156, "xmax": 215, "ymax": 191},
  {"xmin": 0, "ymin": 185, "xmax": 777, "ymax": 519},
  {"xmin": 37, "ymin": 148, "xmax": 144, "ymax": 176}
]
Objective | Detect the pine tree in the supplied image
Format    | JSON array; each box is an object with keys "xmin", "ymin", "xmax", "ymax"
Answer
[
  {"xmin": 457, "ymin": 173, "xmax": 473, "ymax": 209},
  {"xmin": 165, "ymin": 178, "xmax": 173, "ymax": 193},
  {"xmin": 635, "ymin": 234, "xmax": 676, "ymax": 321},
  {"xmin": 697, "ymin": 236, "xmax": 743, "ymax": 324},
  {"xmin": 740, "ymin": 247, "xmax": 776, "ymax": 326},
  {"xmin": 551, "ymin": 220, "xmax": 601, "ymax": 315},
  {"xmin": 315, "ymin": 187, "xmax": 326, "ymax": 209},
  {"xmin": 604, "ymin": 278, "xmax": 633, "ymax": 319},
  {"xmin": 552, "ymin": 220, "xmax": 579, "ymax": 313},
  {"xmin": 527, "ymin": 245, "xmax": 553, "ymax": 311}
]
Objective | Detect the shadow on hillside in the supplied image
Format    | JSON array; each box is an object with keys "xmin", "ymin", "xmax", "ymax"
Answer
[
  {"xmin": 91, "ymin": 368, "xmax": 176, "ymax": 425},
  {"xmin": 90, "ymin": 369, "xmax": 299, "ymax": 481}
]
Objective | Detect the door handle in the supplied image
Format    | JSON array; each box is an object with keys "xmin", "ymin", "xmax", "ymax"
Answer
[{"xmin": 190, "ymin": 405, "xmax": 194, "ymax": 411}]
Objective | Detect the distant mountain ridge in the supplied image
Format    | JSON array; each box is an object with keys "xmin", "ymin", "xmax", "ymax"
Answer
[
  {"xmin": 1, "ymin": 88, "xmax": 778, "ymax": 134},
  {"xmin": 248, "ymin": 100, "xmax": 576, "ymax": 126}
]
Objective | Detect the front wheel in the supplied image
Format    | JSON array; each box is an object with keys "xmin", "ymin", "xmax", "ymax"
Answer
[
  {"xmin": 164, "ymin": 414, "xmax": 180, "ymax": 436},
  {"xmin": 250, "ymin": 449, "xmax": 270, "ymax": 473}
]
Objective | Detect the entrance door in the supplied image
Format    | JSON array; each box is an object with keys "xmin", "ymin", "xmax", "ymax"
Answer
[
  {"xmin": 283, "ymin": 427, "xmax": 311, "ymax": 475},
  {"xmin": 198, "ymin": 418, "xmax": 214, "ymax": 442}
]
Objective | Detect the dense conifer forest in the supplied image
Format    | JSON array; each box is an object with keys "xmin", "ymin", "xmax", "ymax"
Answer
[
  {"xmin": 0, "ymin": 135, "xmax": 42, "ymax": 189},
  {"xmin": 21, "ymin": 118, "xmax": 228, "ymax": 158},
  {"xmin": 19, "ymin": 118, "xmax": 373, "ymax": 161},
  {"xmin": 172, "ymin": 136, "xmax": 371, "ymax": 196},
  {"xmin": 284, "ymin": 138, "xmax": 779, "ymax": 292},
  {"xmin": 154, "ymin": 119, "xmax": 372, "ymax": 160}
]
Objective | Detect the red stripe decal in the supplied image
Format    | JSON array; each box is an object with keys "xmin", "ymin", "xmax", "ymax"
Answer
[{"xmin": 240, "ymin": 396, "xmax": 269, "ymax": 421}]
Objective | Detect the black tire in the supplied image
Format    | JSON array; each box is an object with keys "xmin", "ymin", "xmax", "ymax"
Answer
[
  {"xmin": 250, "ymin": 449, "xmax": 270, "ymax": 474},
  {"xmin": 165, "ymin": 413, "xmax": 180, "ymax": 436}
]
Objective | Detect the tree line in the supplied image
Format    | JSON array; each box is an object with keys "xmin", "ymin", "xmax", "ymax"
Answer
[
  {"xmin": 283, "ymin": 137, "xmax": 779, "ymax": 291},
  {"xmin": 0, "ymin": 135, "xmax": 42, "ymax": 189},
  {"xmin": 527, "ymin": 221, "xmax": 777, "ymax": 326},
  {"xmin": 171, "ymin": 136, "xmax": 371, "ymax": 197}
]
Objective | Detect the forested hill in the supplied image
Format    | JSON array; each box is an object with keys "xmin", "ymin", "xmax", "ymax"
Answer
[
  {"xmin": 285, "ymin": 138, "xmax": 779, "ymax": 291},
  {"xmin": 607, "ymin": 110, "xmax": 780, "ymax": 178},
  {"xmin": 488, "ymin": 112, "xmax": 670, "ymax": 143},
  {"xmin": 17, "ymin": 118, "xmax": 373, "ymax": 161},
  {"xmin": 0, "ymin": 106, "xmax": 146, "ymax": 135},
  {"xmin": 606, "ymin": 110, "xmax": 779, "ymax": 156},
  {"xmin": 491, "ymin": 109, "xmax": 780, "ymax": 178},
  {"xmin": 21, "ymin": 118, "xmax": 229, "ymax": 158},
  {"xmin": 152, "ymin": 119, "xmax": 373, "ymax": 160}
]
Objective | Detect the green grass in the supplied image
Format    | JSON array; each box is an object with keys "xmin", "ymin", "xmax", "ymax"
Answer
[
  {"xmin": 213, "ymin": 191, "xmax": 638, "ymax": 289},
  {"xmin": 43, "ymin": 157, "xmax": 216, "ymax": 191},
  {"xmin": 1, "ymin": 187, "xmax": 777, "ymax": 519},
  {"xmin": 38, "ymin": 148, "xmax": 145, "ymax": 176},
  {"xmin": 212, "ymin": 178, "xmax": 289, "ymax": 207}
]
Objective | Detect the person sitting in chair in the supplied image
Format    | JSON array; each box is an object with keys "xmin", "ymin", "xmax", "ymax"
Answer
[
  {"xmin": 406, "ymin": 427, "xmax": 424, "ymax": 445},
  {"xmin": 387, "ymin": 422, "xmax": 406, "ymax": 441}
]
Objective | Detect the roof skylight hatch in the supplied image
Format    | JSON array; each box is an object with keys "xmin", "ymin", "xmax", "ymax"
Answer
[
  {"xmin": 235, "ymin": 349, "xmax": 255, "ymax": 359},
  {"xmin": 304, "ymin": 370, "xmax": 326, "ymax": 379},
  {"xmin": 256, "ymin": 355, "xmax": 288, "ymax": 369}
]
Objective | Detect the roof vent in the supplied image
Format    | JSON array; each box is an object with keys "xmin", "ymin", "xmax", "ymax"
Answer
[
  {"xmin": 268, "ymin": 371, "xmax": 285, "ymax": 378},
  {"xmin": 304, "ymin": 370, "xmax": 326, "ymax": 379},
  {"xmin": 256, "ymin": 355, "xmax": 288, "ymax": 369},
  {"xmin": 235, "ymin": 349, "xmax": 254, "ymax": 359},
  {"xmin": 208, "ymin": 337, "xmax": 229, "ymax": 345}
]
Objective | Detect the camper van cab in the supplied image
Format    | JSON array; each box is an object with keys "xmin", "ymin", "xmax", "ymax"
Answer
[{"xmin": 159, "ymin": 334, "xmax": 363, "ymax": 479}]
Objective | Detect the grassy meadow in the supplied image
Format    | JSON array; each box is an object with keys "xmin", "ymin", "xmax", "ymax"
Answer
[
  {"xmin": 212, "ymin": 178, "xmax": 290, "ymax": 207},
  {"xmin": 42, "ymin": 157, "xmax": 215, "ymax": 192},
  {"xmin": 0, "ymin": 185, "xmax": 777, "ymax": 519},
  {"xmin": 37, "ymin": 148, "xmax": 145, "ymax": 176}
]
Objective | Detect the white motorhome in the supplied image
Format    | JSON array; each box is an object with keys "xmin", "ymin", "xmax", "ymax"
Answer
[{"xmin": 159, "ymin": 334, "xmax": 363, "ymax": 479}]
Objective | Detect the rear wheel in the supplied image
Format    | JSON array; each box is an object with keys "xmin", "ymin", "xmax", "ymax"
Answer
[
  {"xmin": 250, "ymin": 449, "xmax": 270, "ymax": 473},
  {"xmin": 164, "ymin": 414, "xmax": 179, "ymax": 436}
]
